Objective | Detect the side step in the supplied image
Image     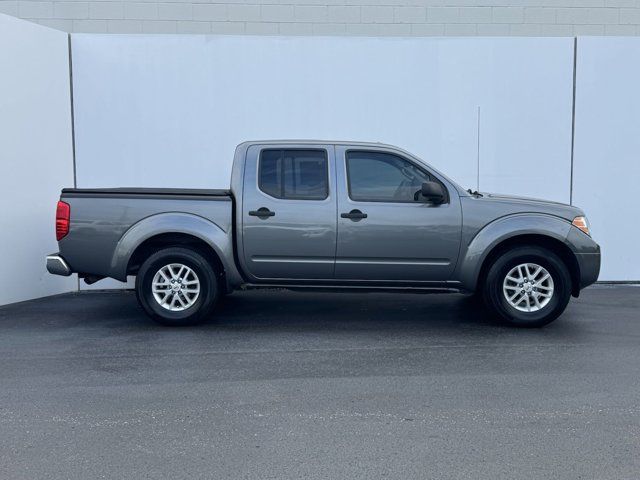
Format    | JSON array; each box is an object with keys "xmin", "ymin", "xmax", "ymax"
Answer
[{"xmin": 240, "ymin": 283, "xmax": 464, "ymax": 295}]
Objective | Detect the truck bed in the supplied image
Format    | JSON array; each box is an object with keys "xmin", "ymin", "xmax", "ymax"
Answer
[
  {"xmin": 58, "ymin": 187, "xmax": 234, "ymax": 282},
  {"xmin": 61, "ymin": 187, "xmax": 231, "ymax": 197}
]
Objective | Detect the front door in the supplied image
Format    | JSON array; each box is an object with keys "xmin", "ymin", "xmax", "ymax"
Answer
[
  {"xmin": 334, "ymin": 146, "xmax": 462, "ymax": 283},
  {"xmin": 241, "ymin": 144, "xmax": 337, "ymax": 281}
]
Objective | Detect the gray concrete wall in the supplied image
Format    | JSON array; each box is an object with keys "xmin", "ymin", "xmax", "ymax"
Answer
[{"xmin": 2, "ymin": 0, "xmax": 640, "ymax": 35}]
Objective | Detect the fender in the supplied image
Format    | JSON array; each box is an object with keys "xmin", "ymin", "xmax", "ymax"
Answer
[
  {"xmin": 108, "ymin": 212, "xmax": 242, "ymax": 286},
  {"xmin": 457, "ymin": 213, "xmax": 573, "ymax": 292}
]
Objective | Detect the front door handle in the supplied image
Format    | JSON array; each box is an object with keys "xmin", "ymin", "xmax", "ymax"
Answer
[
  {"xmin": 341, "ymin": 209, "xmax": 367, "ymax": 220},
  {"xmin": 249, "ymin": 207, "xmax": 275, "ymax": 219}
]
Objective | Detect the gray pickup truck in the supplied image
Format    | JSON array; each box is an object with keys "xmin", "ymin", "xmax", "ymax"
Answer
[{"xmin": 47, "ymin": 141, "xmax": 600, "ymax": 327}]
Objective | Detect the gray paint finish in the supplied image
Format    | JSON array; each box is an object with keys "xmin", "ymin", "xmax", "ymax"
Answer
[
  {"xmin": 59, "ymin": 193, "xmax": 234, "ymax": 280},
  {"xmin": 241, "ymin": 143, "xmax": 338, "ymax": 281},
  {"xmin": 53, "ymin": 140, "xmax": 600, "ymax": 293},
  {"xmin": 334, "ymin": 144, "xmax": 462, "ymax": 282}
]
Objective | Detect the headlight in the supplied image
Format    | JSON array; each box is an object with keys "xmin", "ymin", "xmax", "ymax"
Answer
[{"xmin": 572, "ymin": 216, "xmax": 591, "ymax": 236}]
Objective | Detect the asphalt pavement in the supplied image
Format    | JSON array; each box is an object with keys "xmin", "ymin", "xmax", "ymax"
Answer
[{"xmin": 0, "ymin": 285, "xmax": 638, "ymax": 479}]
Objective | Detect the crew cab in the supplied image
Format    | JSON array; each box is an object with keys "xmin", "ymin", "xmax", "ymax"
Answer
[{"xmin": 47, "ymin": 141, "xmax": 600, "ymax": 327}]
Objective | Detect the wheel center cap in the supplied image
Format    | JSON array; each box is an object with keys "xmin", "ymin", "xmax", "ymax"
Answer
[
  {"xmin": 524, "ymin": 282, "xmax": 533, "ymax": 292},
  {"xmin": 172, "ymin": 284, "xmax": 180, "ymax": 291}
]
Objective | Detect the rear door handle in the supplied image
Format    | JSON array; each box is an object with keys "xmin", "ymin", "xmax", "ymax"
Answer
[
  {"xmin": 249, "ymin": 207, "xmax": 275, "ymax": 219},
  {"xmin": 341, "ymin": 209, "xmax": 367, "ymax": 220}
]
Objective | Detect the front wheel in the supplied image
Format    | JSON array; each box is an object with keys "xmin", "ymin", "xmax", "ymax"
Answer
[
  {"xmin": 135, "ymin": 247, "xmax": 219, "ymax": 326},
  {"xmin": 482, "ymin": 246, "xmax": 572, "ymax": 328}
]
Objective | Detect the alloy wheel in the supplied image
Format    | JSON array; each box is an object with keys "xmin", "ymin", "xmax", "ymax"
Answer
[
  {"xmin": 502, "ymin": 262, "xmax": 554, "ymax": 313},
  {"xmin": 151, "ymin": 263, "xmax": 200, "ymax": 311}
]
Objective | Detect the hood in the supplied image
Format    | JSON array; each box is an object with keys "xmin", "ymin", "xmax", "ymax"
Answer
[
  {"xmin": 482, "ymin": 192, "xmax": 568, "ymax": 206},
  {"xmin": 469, "ymin": 191, "xmax": 585, "ymax": 221}
]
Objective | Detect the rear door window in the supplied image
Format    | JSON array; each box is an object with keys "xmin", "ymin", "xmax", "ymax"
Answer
[{"xmin": 259, "ymin": 149, "xmax": 328, "ymax": 200}]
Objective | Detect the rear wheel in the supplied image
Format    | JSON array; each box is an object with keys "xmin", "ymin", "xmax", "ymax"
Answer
[
  {"xmin": 135, "ymin": 247, "xmax": 219, "ymax": 326},
  {"xmin": 482, "ymin": 246, "xmax": 571, "ymax": 328}
]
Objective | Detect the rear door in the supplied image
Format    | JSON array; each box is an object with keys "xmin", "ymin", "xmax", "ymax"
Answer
[
  {"xmin": 334, "ymin": 145, "xmax": 462, "ymax": 283},
  {"xmin": 241, "ymin": 144, "xmax": 337, "ymax": 281}
]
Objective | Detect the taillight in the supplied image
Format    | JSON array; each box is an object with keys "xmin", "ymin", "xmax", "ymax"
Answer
[{"xmin": 56, "ymin": 201, "xmax": 70, "ymax": 241}]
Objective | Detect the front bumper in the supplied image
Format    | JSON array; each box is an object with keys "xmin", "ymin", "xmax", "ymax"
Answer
[
  {"xmin": 576, "ymin": 249, "xmax": 601, "ymax": 289},
  {"xmin": 565, "ymin": 226, "xmax": 601, "ymax": 290},
  {"xmin": 46, "ymin": 254, "xmax": 72, "ymax": 276}
]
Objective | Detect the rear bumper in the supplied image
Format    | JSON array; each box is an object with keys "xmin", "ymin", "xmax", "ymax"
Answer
[{"xmin": 46, "ymin": 254, "xmax": 72, "ymax": 276}]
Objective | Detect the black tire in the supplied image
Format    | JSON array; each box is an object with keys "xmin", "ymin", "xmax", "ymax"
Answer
[
  {"xmin": 135, "ymin": 247, "xmax": 219, "ymax": 326},
  {"xmin": 482, "ymin": 246, "xmax": 572, "ymax": 328}
]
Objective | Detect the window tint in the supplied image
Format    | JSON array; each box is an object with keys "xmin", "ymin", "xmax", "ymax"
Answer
[
  {"xmin": 346, "ymin": 151, "xmax": 433, "ymax": 203},
  {"xmin": 259, "ymin": 149, "xmax": 328, "ymax": 200}
]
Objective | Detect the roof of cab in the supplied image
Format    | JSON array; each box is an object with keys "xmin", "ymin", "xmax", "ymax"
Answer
[
  {"xmin": 237, "ymin": 140, "xmax": 398, "ymax": 149},
  {"xmin": 234, "ymin": 140, "xmax": 466, "ymax": 194}
]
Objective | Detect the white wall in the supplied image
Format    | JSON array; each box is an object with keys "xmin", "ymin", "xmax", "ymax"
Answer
[
  {"xmin": 70, "ymin": 34, "xmax": 574, "ymax": 289},
  {"xmin": 0, "ymin": 14, "xmax": 77, "ymax": 305},
  {"xmin": 71, "ymin": 35, "xmax": 573, "ymax": 204},
  {"xmin": 4, "ymin": 30, "xmax": 632, "ymax": 294},
  {"xmin": 0, "ymin": 28, "xmax": 635, "ymax": 302},
  {"xmin": 573, "ymin": 37, "xmax": 640, "ymax": 281}
]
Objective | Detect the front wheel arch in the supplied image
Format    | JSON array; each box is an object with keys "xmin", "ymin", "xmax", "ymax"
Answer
[
  {"xmin": 482, "ymin": 245, "xmax": 572, "ymax": 327},
  {"xmin": 476, "ymin": 234, "xmax": 580, "ymax": 297}
]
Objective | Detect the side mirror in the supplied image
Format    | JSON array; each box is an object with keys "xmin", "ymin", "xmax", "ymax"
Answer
[{"xmin": 419, "ymin": 181, "xmax": 446, "ymax": 204}]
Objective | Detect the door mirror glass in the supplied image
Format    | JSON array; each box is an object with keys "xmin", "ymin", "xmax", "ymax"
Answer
[{"xmin": 418, "ymin": 181, "xmax": 446, "ymax": 204}]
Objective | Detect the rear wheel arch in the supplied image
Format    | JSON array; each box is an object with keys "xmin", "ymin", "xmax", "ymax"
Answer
[
  {"xmin": 108, "ymin": 212, "xmax": 240, "ymax": 287},
  {"xmin": 126, "ymin": 232, "xmax": 227, "ymax": 292},
  {"xmin": 476, "ymin": 234, "xmax": 580, "ymax": 297}
]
